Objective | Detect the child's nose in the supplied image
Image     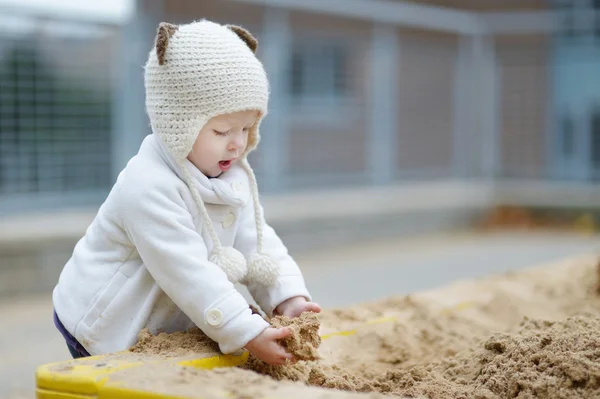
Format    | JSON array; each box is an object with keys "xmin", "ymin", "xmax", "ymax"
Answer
[{"xmin": 230, "ymin": 133, "xmax": 246, "ymax": 151}]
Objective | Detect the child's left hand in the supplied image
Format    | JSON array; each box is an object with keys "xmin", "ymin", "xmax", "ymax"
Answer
[{"xmin": 274, "ymin": 296, "xmax": 322, "ymax": 318}]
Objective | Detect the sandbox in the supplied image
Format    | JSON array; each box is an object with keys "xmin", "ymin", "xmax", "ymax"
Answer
[{"xmin": 36, "ymin": 254, "xmax": 600, "ymax": 399}]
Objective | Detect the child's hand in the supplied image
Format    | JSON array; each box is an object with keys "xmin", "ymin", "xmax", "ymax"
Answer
[
  {"xmin": 274, "ymin": 296, "xmax": 322, "ymax": 318},
  {"xmin": 244, "ymin": 327, "xmax": 296, "ymax": 365}
]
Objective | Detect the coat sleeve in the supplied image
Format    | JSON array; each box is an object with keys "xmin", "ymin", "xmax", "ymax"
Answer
[
  {"xmin": 233, "ymin": 198, "xmax": 311, "ymax": 316},
  {"xmin": 118, "ymin": 181, "xmax": 269, "ymax": 354}
]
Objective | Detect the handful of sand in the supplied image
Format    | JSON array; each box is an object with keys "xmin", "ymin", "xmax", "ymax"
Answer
[{"xmin": 270, "ymin": 312, "xmax": 322, "ymax": 361}]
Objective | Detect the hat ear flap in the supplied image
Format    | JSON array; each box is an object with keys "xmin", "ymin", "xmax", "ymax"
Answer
[
  {"xmin": 226, "ymin": 24, "xmax": 258, "ymax": 53},
  {"xmin": 156, "ymin": 22, "xmax": 179, "ymax": 65}
]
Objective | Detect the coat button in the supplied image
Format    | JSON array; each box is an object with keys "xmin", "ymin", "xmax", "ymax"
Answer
[
  {"xmin": 222, "ymin": 212, "xmax": 235, "ymax": 229},
  {"xmin": 206, "ymin": 309, "xmax": 223, "ymax": 326}
]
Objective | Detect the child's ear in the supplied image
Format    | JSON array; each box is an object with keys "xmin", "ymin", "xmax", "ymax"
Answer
[
  {"xmin": 226, "ymin": 25, "xmax": 258, "ymax": 53},
  {"xmin": 156, "ymin": 22, "xmax": 179, "ymax": 65}
]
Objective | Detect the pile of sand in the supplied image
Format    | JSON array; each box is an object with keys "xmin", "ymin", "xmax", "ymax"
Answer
[
  {"xmin": 110, "ymin": 255, "xmax": 600, "ymax": 398},
  {"xmin": 128, "ymin": 311, "xmax": 321, "ymax": 362},
  {"xmin": 130, "ymin": 327, "xmax": 220, "ymax": 357}
]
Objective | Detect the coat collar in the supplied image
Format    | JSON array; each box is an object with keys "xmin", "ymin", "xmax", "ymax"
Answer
[{"xmin": 142, "ymin": 134, "xmax": 250, "ymax": 207}]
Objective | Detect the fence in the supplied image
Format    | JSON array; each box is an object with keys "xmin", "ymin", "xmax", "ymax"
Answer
[{"xmin": 0, "ymin": 12, "xmax": 119, "ymax": 214}]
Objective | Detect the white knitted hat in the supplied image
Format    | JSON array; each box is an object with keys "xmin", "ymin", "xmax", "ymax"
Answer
[{"xmin": 144, "ymin": 19, "xmax": 278, "ymax": 287}]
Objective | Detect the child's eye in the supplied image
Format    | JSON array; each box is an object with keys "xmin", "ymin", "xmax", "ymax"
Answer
[{"xmin": 214, "ymin": 130, "xmax": 228, "ymax": 136}]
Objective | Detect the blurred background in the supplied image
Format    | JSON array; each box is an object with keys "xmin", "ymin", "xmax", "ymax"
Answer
[{"xmin": 2, "ymin": 0, "xmax": 600, "ymax": 397}]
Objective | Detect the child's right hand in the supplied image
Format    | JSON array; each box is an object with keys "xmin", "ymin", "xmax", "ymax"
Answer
[{"xmin": 244, "ymin": 327, "xmax": 295, "ymax": 366}]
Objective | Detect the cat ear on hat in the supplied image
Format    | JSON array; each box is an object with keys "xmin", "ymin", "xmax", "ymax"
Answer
[
  {"xmin": 226, "ymin": 24, "xmax": 258, "ymax": 53},
  {"xmin": 155, "ymin": 22, "xmax": 179, "ymax": 65}
]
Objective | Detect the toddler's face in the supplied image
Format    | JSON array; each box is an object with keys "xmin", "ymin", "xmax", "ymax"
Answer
[{"xmin": 188, "ymin": 110, "xmax": 258, "ymax": 177}]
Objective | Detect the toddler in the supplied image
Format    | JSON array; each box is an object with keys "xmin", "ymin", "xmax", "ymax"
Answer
[{"xmin": 52, "ymin": 19, "xmax": 321, "ymax": 366}]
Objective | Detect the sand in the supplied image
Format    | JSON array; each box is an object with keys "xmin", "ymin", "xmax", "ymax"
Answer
[
  {"xmin": 271, "ymin": 312, "xmax": 322, "ymax": 361},
  {"xmin": 104, "ymin": 254, "xmax": 600, "ymax": 398},
  {"xmin": 129, "ymin": 327, "xmax": 221, "ymax": 357}
]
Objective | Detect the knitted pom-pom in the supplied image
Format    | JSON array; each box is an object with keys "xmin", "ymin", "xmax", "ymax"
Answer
[
  {"xmin": 210, "ymin": 247, "xmax": 247, "ymax": 283},
  {"xmin": 244, "ymin": 252, "xmax": 279, "ymax": 286}
]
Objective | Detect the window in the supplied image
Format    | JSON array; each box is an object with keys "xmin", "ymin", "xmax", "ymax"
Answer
[
  {"xmin": 554, "ymin": 0, "xmax": 600, "ymax": 40},
  {"xmin": 561, "ymin": 112, "xmax": 574, "ymax": 157},
  {"xmin": 555, "ymin": 1, "xmax": 577, "ymax": 39},
  {"xmin": 594, "ymin": 0, "xmax": 600, "ymax": 39},
  {"xmin": 591, "ymin": 104, "xmax": 600, "ymax": 169},
  {"xmin": 289, "ymin": 40, "xmax": 350, "ymax": 105}
]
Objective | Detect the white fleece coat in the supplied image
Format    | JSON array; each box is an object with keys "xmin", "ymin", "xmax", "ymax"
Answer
[{"xmin": 52, "ymin": 134, "xmax": 310, "ymax": 355}]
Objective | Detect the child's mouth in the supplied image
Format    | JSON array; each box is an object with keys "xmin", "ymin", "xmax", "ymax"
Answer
[{"xmin": 218, "ymin": 160, "xmax": 232, "ymax": 171}]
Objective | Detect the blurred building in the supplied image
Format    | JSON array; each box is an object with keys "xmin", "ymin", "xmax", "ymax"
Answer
[
  {"xmin": 1, "ymin": 0, "xmax": 599, "ymax": 215},
  {"xmin": 1, "ymin": 0, "xmax": 600, "ymax": 297},
  {"xmin": 129, "ymin": 0, "xmax": 550, "ymax": 191}
]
